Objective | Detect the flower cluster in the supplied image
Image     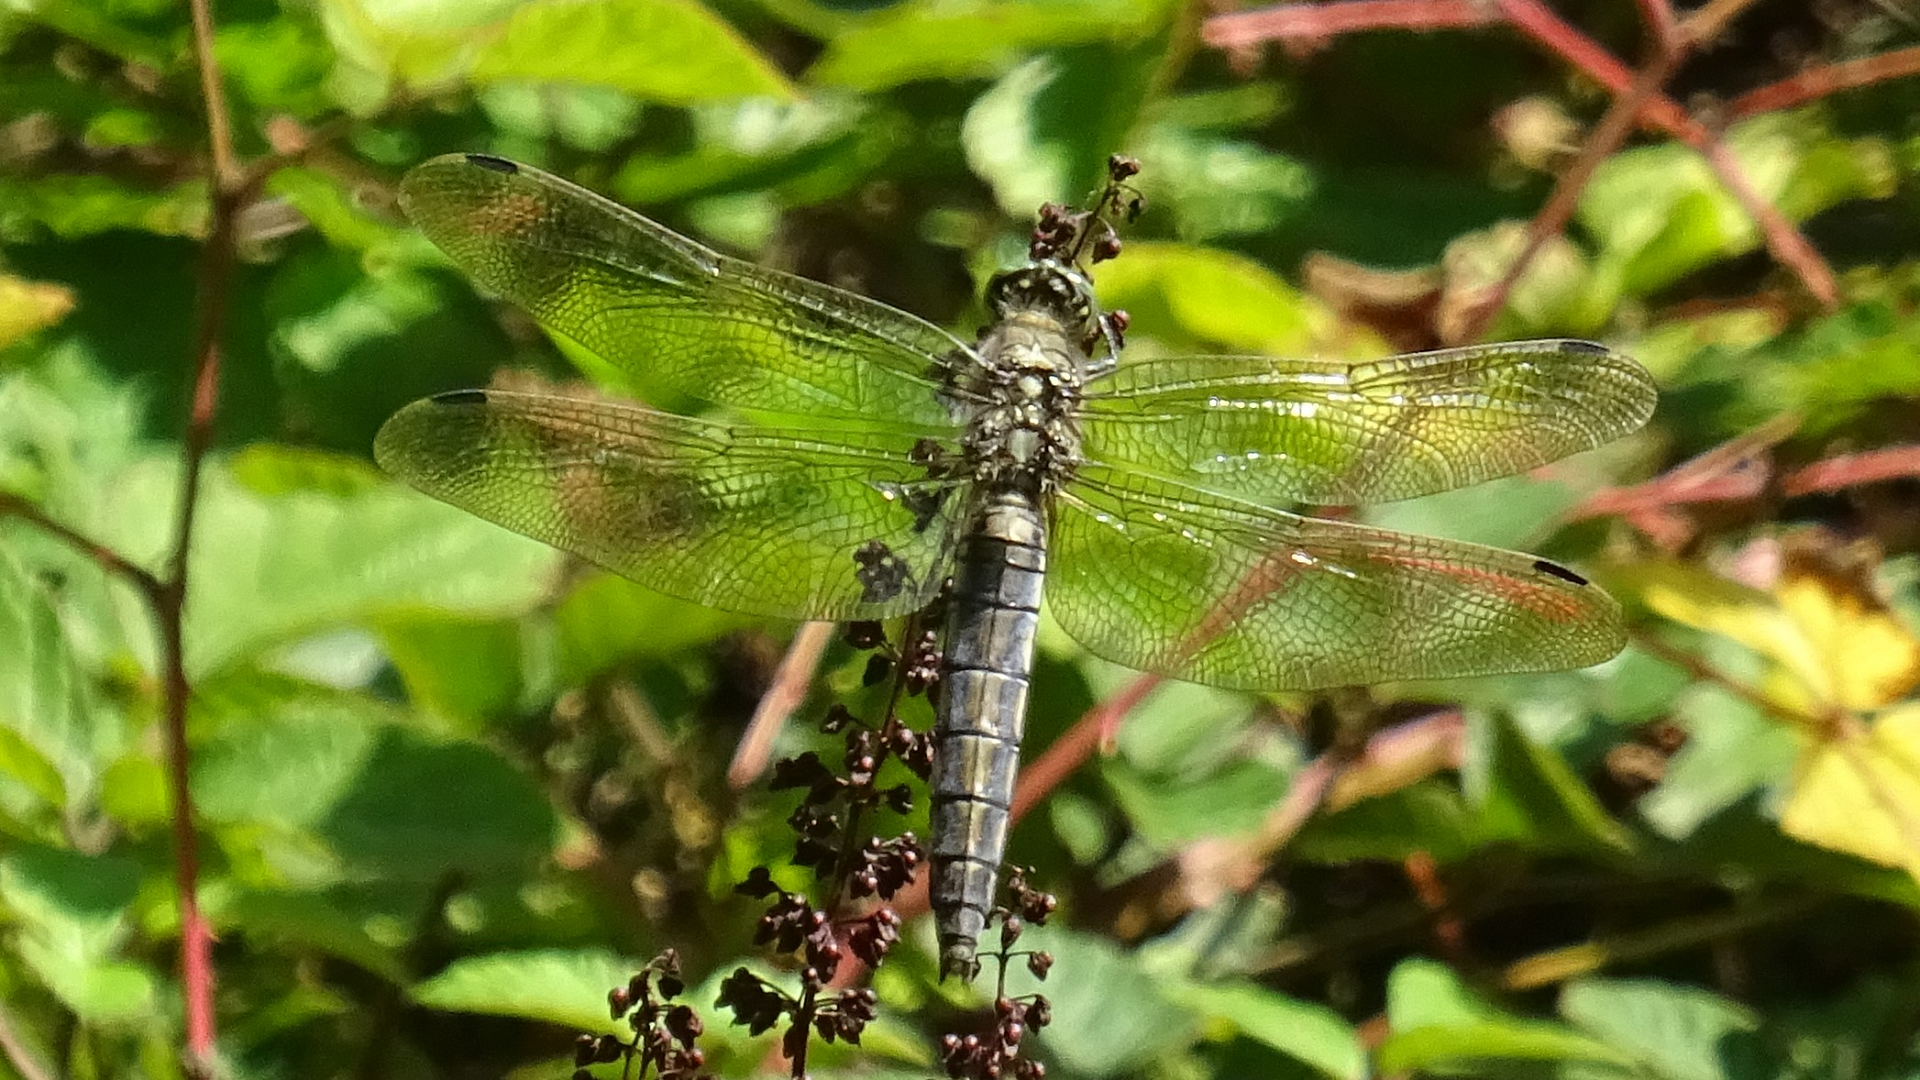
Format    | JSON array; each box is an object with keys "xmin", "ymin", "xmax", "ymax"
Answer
[
  {"xmin": 936, "ymin": 868, "xmax": 1059, "ymax": 1080},
  {"xmin": 574, "ymin": 952, "xmax": 708, "ymax": 1080},
  {"xmin": 1027, "ymin": 154, "xmax": 1144, "ymax": 266}
]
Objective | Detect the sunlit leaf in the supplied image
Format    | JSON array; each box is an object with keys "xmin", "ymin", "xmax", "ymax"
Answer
[
  {"xmin": 470, "ymin": 0, "xmax": 794, "ymax": 103},
  {"xmin": 412, "ymin": 948, "xmax": 648, "ymax": 1032},
  {"xmin": 808, "ymin": 0, "xmax": 1166, "ymax": 91},
  {"xmin": 1782, "ymin": 704, "xmax": 1920, "ymax": 879},
  {"xmin": 0, "ymin": 274, "xmax": 77, "ymax": 349},
  {"xmin": 1093, "ymin": 242, "xmax": 1337, "ymax": 355},
  {"xmin": 1381, "ymin": 958, "xmax": 1632, "ymax": 1072},
  {"xmin": 1182, "ymin": 982, "xmax": 1365, "ymax": 1080},
  {"xmin": 1559, "ymin": 977, "xmax": 1771, "ymax": 1080}
]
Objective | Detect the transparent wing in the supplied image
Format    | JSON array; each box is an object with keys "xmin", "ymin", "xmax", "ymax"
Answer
[
  {"xmin": 400, "ymin": 154, "xmax": 971, "ymax": 430},
  {"xmin": 374, "ymin": 389, "xmax": 970, "ymax": 620},
  {"xmin": 1048, "ymin": 466, "xmax": 1624, "ymax": 690},
  {"xmin": 1077, "ymin": 340, "xmax": 1655, "ymax": 504}
]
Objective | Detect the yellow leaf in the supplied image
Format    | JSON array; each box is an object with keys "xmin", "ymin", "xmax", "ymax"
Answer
[
  {"xmin": 1637, "ymin": 553, "xmax": 1920, "ymax": 715},
  {"xmin": 0, "ymin": 275, "xmax": 76, "ymax": 349},
  {"xmin": 1782, "ymin": 705, "xmax": 1920, "ymax": 877},
  {"xmin": 1776, "ymin": 570, "xmax": 1920, "ymax": 711}
]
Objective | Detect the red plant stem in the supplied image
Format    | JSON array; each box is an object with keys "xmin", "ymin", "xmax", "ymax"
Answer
[
  {"xmin": 0, "ymin": 494, "xmax": 164, "ymax": 597},
  {"xmin": 1497, "ymin": 0, "xmax": 1837, "ymax": 308},
  {"xmin": 174, "ymin": 0, "xmax": 244, "ymax": 1063},
  {"xmin": 1494, "ymin": 0, "xmax": 1698, "ymax": 138},
  {"xmin": 1694, "ymin": 137, "xmax": 1840, "ymax": 307},
  {"xmin": 1729, "ymin": 46, "xmax": 1920, "ymax": 119},
  {"xmin": 1784, "ymin": 446, "xmax": 1920, "ymax": 494},
  {"xmin": 729, "ymin": 622, "xmax": 834, "ymax": 789},
  {"xmin": 1013, "ymin": 671, "xmax": 1160, "ymax": 822},
  {"xmin": 1635, "ymin": 0, "xmax": 1680, "ymax": 55},
  {"xmin": 1202, "ymin": 0, "xmax": 1495, "ymax": 49},
  {"xmin": 1461, "ymin": 44, "xmax": 1685, "ymax": 341}
]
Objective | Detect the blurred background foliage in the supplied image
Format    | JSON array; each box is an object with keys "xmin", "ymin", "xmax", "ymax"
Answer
[{"xmin": 7, "ymin": 0, "xmax": 1920, "ymax": 1076}]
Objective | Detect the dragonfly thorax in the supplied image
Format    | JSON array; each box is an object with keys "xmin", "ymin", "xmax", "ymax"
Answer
[{"xmin": 959, "ymin": 306, "xmax": 1090, "ymax": 490}]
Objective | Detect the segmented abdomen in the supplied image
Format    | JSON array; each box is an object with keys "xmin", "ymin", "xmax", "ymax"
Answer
[{"xmin": 930, "ymin": 489, "xmax": 1045, "ymax": 980}]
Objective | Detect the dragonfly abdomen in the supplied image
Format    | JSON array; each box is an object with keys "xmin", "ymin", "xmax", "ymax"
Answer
[{"xmin": 931, "ymin": 489, "xmax": 1045, "ymax": 980}]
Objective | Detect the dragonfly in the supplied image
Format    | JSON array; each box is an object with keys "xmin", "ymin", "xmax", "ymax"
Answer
[{"xmin": 374, "ymin": 152, "xmax": 1657, "ymax": 980}]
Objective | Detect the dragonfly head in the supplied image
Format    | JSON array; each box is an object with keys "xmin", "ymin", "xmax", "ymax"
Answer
[{"xmin": 986, "ymin": 259, "xmax": 1098, "ymax": 339}]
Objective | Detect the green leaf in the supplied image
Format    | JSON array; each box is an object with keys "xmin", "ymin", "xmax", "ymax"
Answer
[
  {"xmin": 1012, "ymin": 926, "xmax": 1195, "ymax": 1077},
  {"xmin": 0, "ymin": 544, "xmax": 94, "ymax": 808},
  {"xmin": 961, "ymin": 35, "xmax": 1165, "ymax": 220},
  {"xmin": 1559, "ymin": 978, "xmax": 1771, "ymax": 1080},
  {"xmin": 1294, "ymin": 780, "xmax": 1485, "ymax": 864},
  {"xmin": 1132, "ymin": 122, "xmax": 1316, "ymax": 242},
  {"xmin": 1380, "ymin": 958, "xmax": 1633, "ymax": 1073},
  {"xmin": 469, "ymin": 0, "xmax": 794, "ymax": 103},
  {"xmin": 0, "ymin": 173, "xmax": 208, "ymax": 239},
  {"xmin": 1093, "ymin": 242, "xmax": 1336, "ymax": 356},
  {"xmin": 1639, "ymin": 683, "xmax": 1797, "ymax": 840},
  {"xmin": 809, "ymin": 0, "xmax": 1166, "ymax": 91},
  {"xmin": 379, "ymin": 615, "xmax": 528, "ymax": 725},
  {"xmin": 1579, "ymin": 112, "xmax": 1894, "ymax": 298},
  {"xmin": 193, "ymin": 689, "xmax": 559, "ymax": 882},
  {"xmin": 412, "ymin": 948, "xmax": 646, "ymax": 1032},
  {"xmin": 551, "ymin": 572, "xmax": 749, "ymax": 687},
  {"xmin": 1460, "ymin": 710, "xmax": 1634, "ymax": 855},
  {"xmin": 209, "ymin": 889, "xmax": 409, "ymax": 984},
  {"xmin": 1182, "ymin": 982, "xmax": 1365, "ymax": 1080},
  {"xmin": 79, "ymin": 454, "xmax": 560, "ymax": 675},
  {"xmin": 0, "ymin": 844, "xmax": 157, "ymax": 1027}
]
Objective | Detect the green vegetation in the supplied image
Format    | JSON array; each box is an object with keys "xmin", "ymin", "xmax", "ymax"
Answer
[{"xmin": 6, "ymin": 0, "xmax": 1920, "ymax": 1077}]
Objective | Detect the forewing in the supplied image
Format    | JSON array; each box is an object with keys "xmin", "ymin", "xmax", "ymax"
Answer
[
  {"xmin": 374, "ymin": 390, "xmax": 968, "ymax": 620},
  {"xmin": 1048, "ymin": 466, "xmax": 1624, "ymax": 690},
  {"xmin": 1077, "ymin": 340, "xmax": 1655, "ymax": 504},
  {"xmin": 400, "ymin": 154, "xmax": 970, "ymax": 430}
]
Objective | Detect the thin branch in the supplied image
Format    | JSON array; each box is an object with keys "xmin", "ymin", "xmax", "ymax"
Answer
[
  {"xmin": 174, "ymin": 0, "xmax": 248, "ymax": 1065},
  {"xmin": 1497, "ymin": 0, "xmax": 1839, "ymax": 309},
  {"xmin": 186, "ymin": 0, "xmax": 236, "ymax": 188},
  {"xmin": 1692, "ymin": 137, "xmax": 1841, "ymax": 307},
  {"xmin": 1631, "ymin": 633, "xmax": 1815, "ymax": 729},
  {"xmin": 1784, "ymin": 445, "xmax": 1920, "ymax": 495},
  {"xmin": 1460, "ymin": 44, "xmax": 1686, "ymax": 341},
  {"xmin": 1494, "ymin": 0, "xmax": 1699, "ymax": 137},
  {"xmin": 1730, "ymin": 46, "xmax": 1920, "ymax": 119},
  {"xmin": 729, "ymin": 622, "xmax": 834, "ymax": 790},
  {"xmin": 1635, "ymin": 0, "xmax": 1680, "ymax": 55},
  {"xmin": 1202, "ymin": 0, "xmax": 1495, "ymax": 49},
  {"xmin": 1499, "ymin": 894, "xmax": 1822, "ymax": 990},
  {"xmin": 0, "ymin": 998, "xmax": 58, "ymax": 1080},
  {"xmin": 1676, "ymin": 0, "xmax": 1765, "ymax": 47},
  {"xmin": 0, "ymin": 493, "xmax": 163, "ymax": 598}
]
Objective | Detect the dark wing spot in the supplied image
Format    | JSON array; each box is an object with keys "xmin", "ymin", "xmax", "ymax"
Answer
[
  {"xmin": 464, "ymin": 154, "xmax": 519, "ymax": 174},
  {"xmin": 854, "ymin": 540, "xmax": 914, "ymax": 603},
  {"xmin": 1558, "ymin": 340, "xmax": 1609, "ymax": 357},
  {"xmin": 1533, "ymin": 559, "xmax": 1589, "ymax": 586},
  {"xmin": 431, "ymin": 389, "xmax": 490, "ymax": 406}
]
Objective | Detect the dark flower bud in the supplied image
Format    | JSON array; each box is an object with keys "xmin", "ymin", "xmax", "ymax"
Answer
[
  {"xmin": 1109, "ymin": 154, "xmax": 1140, "ymax": 179},
  {"xmin": 1091, "ymin": 233, "xmax": 1122, "ymax": 263},
  {"xmin": 665, "ymin": 1004, "xmax": 702, "ymax": 1045},
  {"xmin": 1027, "ymin": 950, "xmax": 1053, "ymax": 979},
  {"xmin": 608, "ymin": 986, "xmax": 631, "ymax": 1020},
  {"xmin": 863, "ymin": 654, "xmax": 893, "ymax": 686},
  {"xmin": 1001, "ymin": 914, "xmax": 1023, "ymax": 944}
]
